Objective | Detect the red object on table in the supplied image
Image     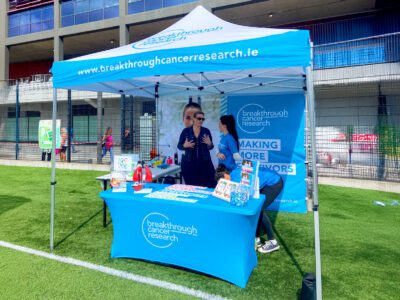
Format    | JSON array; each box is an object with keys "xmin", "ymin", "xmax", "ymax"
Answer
[
  {"xmin": 133, "ymin": 164, "xmax": 142, "ymax": 182},
  {"xmin": 132, "ymin": 183, "xmax": 143, "ymax": 191},
  {"xmin": 144, "ymin": 165, "xmax": 153, "ymax": 182}
]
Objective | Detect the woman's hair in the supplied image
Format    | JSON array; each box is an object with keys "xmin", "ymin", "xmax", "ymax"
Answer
[
  {"xmin": 105, "ymin": 127, "xmax": 112, "ymax": 136},
  {"xmin": 220, "ymin": 115, "xmax": 239, "ymax": 150},
  {"xmin": 215, "ymin": 164, "xmax": 230, "ymax": 182},
  {"xmin": 182, "ymin": 102, "xmax": 202, "ymax": 119},
  {"xmin": 193, "ymin": 111, "xmax": 204, "ymax": 119}
]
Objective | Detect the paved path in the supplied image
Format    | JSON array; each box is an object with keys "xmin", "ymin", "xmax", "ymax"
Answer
[
  {"xmin": 319, "ymin": 176, "xmax": 400, "ymax": 193},
  {"xmin": 0, "ymin": 159, "xmax": 109, "ymax": 172}
]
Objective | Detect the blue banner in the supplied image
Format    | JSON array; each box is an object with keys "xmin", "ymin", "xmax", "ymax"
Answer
[
  {"xmin": 227, "ymin": 94, "xmax": 307, "ymax": 213},
  {"xmin": 52, "ymin": 31, "xmax": 310, "ymax": 89}
]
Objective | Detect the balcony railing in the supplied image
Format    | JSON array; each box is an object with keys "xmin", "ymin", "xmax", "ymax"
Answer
[
  {"xmin": 2, "ymin": 33, "xmax": 400, "ymax": 91},
  {"xmin": 313, "ymin": 32, "xmax": 400, "ymax": 69}
]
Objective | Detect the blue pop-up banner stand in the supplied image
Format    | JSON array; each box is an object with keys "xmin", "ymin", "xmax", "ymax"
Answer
[{"xmin": 227, "ymin": 94, "xmax": 306, "ymax": 213}]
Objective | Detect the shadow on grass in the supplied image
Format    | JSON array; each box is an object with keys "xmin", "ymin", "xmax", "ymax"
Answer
[
  {"xmin": 54, "ymin": 208, "xmax": 103, "ymax": 249},
  {"xmin": 269, "ymin": 211, "xmax": 305, "ymax": 277},
  {"xmin": 0, "ymin": 194, "xmax": 31, "ymax": 215},
  {"xmin": 269, "ymin": 211, "xmax": 307, "ymax": 299}
]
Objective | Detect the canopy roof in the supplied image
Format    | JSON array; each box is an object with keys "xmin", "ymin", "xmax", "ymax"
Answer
[{"xmin": 51, "ymin": 6, "xmax": 311, "ymax": 97}]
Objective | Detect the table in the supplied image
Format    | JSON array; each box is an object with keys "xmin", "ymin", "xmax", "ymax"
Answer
[
  {"xmin": 99, "ymin": 183, "xmax": 265, "ymax": 288},
  {"xmin": 96, "ymin": 164, "xmax": 181, "ymax": 227}
]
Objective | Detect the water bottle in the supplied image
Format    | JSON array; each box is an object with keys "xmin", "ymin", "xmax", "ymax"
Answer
[
  {"xmin": 373, "ymin": 200, "xmax": 385, "ymax": 207},
  {"xmin": 238, "ymin": 184, "xmax": 249, "ymax": 207},
  {"xmin": 230, "ymin": 185, "xmax": 239, "ymax": 206},
  {"xmin": 174, "ymin": 152, "xmax": 178, "ymax": 165}
]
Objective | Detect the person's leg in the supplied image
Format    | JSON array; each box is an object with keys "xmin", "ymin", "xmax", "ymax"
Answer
[
  {"xmin": 262, "ymin": 179, "xmax": 283, "ymax": 240},
  {"xmin": 257, "ymin": 179, "xmax": 283, "ymax": 253},
  {"xmin": 101, "ymin": 146, "xmax": 107, "ymax": 158},
  {"xmin": 255, "ymin": 193, "xmax": 275, "ymax": 246},
  {"xmin": 41, "ymin": 151, "xmax": 46, "ymax": 161},
  {"xmin": 109, "ymin": 147, "xmax": 114, "ymax": 165}
]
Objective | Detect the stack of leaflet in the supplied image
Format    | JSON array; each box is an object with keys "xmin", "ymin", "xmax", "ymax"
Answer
[{"xmin": 239, "ymin": 159, "xmax": 260, "ymax": 199}]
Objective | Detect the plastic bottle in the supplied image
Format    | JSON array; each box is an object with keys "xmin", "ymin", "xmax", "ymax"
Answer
[
  {"xmin": 144, "ymin": 165, "xmax": 153, "ymax": 182},
  {"xmin": 230, "ymin": 185, "xmax": 239, "ymax": 206},
  {"xmin": 174, "ymin": 152, "xmax": 178, "ymax": 165},
  {"xmin": 373, "ymin": 200, "xmax": 385, "ymax": 207},
  {"xmin": 133, "ymin": 163, "xmax": 142, "ymax": 182},
  {"xmin": 238, "ymin": 184, "xmax": 249, "ymax": 207}
]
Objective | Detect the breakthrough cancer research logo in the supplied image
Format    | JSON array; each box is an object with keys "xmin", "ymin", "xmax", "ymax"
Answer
[
  {"xmin": 141, "ymin": 213, "xmax": 198, "ymax": 248},
  {"xmin": 132, "ymin": 26, "xmax": 223, "ymax": 49},
  {"xmin": 237, "ymin": 103, "xmax": 289, "ymax": 134}
]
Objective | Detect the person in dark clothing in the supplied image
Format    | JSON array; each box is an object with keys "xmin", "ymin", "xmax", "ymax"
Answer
[
  {"xmin": 41, "ymin": 149, "xmax": 51, "ymax": 161},
  {"xmin": 123, "ymin": 127, "xmax": 132, "ymax": 152},
  {"xmin": 177, "ymin": 111, "xmax": 216, "ymax": 188}
]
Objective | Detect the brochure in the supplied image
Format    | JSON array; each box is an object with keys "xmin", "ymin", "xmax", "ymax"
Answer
[
  {"xmin": 240, "ymin": 159, "xmax": 260, "ymax": 198},
  {"xmin": 212, "ymin": 179, "xmax": 240, "ymax": 202}
]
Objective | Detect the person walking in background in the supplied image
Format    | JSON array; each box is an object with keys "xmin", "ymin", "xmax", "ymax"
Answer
[
  {"xmin": 102, "ymin": 127, "xmax": 113, "ymax": 163},
  {"xmin": 59, "ymin": 127, "xmax": 68, "ymax": 162},
  {"xmin": 70, "ymin": 127, "xmax": 77, "ymax": 153},
  {"xmin": 216, "ymin": 115, "xmax": 241, "ymax": 172},
  {"xmin": 123, "ymin": 127, "xmax": 132, "ymax": 152},
  {"xmin": 178, "ymin": 111, "xmax": 216, "ymax": 188},
  {"xmin": 41, "ymin": 149, "xmax": 51, "ymax": 161}
]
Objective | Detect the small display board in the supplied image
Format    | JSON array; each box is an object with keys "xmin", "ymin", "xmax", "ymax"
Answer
[
  {"xmin": 111, "ymin": 154, "xmax": 140, "ymax": 192},
  {"xmin": 38, "ymin": 119, "xmax": 61, "ymax": 150}
]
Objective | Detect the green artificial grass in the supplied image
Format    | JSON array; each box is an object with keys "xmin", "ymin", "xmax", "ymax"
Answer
[
  {"xmin": 0, "ymin": 165, "xmax": 399, "ymax": 299},
  {"xmin": 0, "ymin": 247, "xmax": 192, "ymax": 300},
  {"xmin": 318, "ymin": 185, "xmax": 400, "ymax": 299}
]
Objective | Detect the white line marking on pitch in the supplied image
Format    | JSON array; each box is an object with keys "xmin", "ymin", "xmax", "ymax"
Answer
[{"xmin": 0, "ymin": 240, "xmax": 229, "ymax": 300}]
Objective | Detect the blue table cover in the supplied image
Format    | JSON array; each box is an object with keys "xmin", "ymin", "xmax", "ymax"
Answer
[{"xmin": 99, "ymin": 183, "xmax": 265, "ymax": 288}]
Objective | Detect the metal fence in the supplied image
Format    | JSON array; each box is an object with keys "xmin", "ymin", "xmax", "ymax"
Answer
[
  {"xmin": 1, "ymin": 36, "xmax": 400, "ymax": 183},
  {"xmin": 1, "ymin": 80, "xmax": 399, "ymax": 182},
  {"xmin": 312, "ymin": 81, "xmax": 400, "ymax": 182},
  {"xmin": 313, "ymin": 32, "xmax": 400, "ymax": 69},
  {"xmin": 0, "ymin": 91, "xmax": 157, "ymax": 165}
]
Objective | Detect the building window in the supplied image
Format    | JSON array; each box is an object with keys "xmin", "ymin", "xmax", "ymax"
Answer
[
  {"xmin": 128, "ymin": 0, "xmax": 197, "ymax": 15},
  {"xmin": 61, "ymin": 0, "xmax": 118, "ymax": 27},
  {"xmin": 72, "ymin": 104, "xmax": 99, "ymax": 143},
  {"xmin": 5, "ymin": 109, "xmax": 41, "ymax": 142},
  {"xmin": 8, "ymin": 4, "xmax": 54, "ymax": 37}
]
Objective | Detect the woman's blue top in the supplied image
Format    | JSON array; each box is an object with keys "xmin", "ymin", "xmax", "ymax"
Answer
[
  {"xmin": 231, "ymin": 166, "xmax": 281, "ymax": 188},
  {"xmin": 218, "ymin": 133, "xmax": 238, "ymax": 171}
]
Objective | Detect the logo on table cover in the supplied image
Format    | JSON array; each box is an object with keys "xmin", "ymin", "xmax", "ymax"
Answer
[
  {"xmin": 132, "ymin": 26, "xmax": 223, "ymax": 49},
  {"xmin": 142, "ymin": 212, "xmax": 198, "ymax": 248},
  {"xmin": 236, "ymin": 103, "xmax": 289, "ymax": 134}
]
